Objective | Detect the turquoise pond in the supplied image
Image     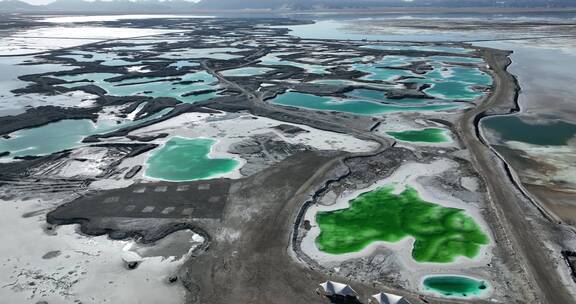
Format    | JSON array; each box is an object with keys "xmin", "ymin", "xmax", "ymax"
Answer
[
  {"xmin": 145, "ymin": 137, "xmax": 239, "ymax": 182},
  {"xmin": 346, "ymin": 89, "xmax": 438, "ymax": 105},
  {"xmin": 269, "ymin": 52, "xmax": 492, "ymax": 115},
  {"xmin": 482, "ymin": 115, "xmax": 576, "ymax": 146},
  {"xmin": 361, "ymin": 44, "xmax": 473, "ymax": 54},
  {"xmin": 59, "ymin": 51, "xmax": 138, "ymax": 66},
  {"xmin": 270, "ymin": 91, "xmax": 457, "ymax": 115},
  {"xmin": 0, "ymin": 109, "xmax": 169, "ymax": 157},
  {"xmin": 345, "ymin": 55, "xmax": 491, "ymax": 102},
  {"xmin": 57, "ymin": 71, "xmax": 220, "ymax": 104},
  {"xmin": 259, "ymin": 53, "xmax": 330, "ymax": 74},
  {"xmin": 422, "ymin": 276, "xmax": 489, "ymax": 298},
  {"xmin": 168, "ymin": 60, "xmax": 200, "ymax": 70}
]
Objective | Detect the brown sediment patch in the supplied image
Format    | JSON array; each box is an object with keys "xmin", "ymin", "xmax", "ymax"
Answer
[{"xmin": 526, "ymin": 184, "xmax": 576, "ymax": 226}]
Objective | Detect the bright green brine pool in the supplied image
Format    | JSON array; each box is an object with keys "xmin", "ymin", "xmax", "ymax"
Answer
[
  {"xmin": 145, "ymin": 137, "xmax": 239, "ymax": 182},
  {"xmin": 387, "ymin": 128, "xmax": 450, "ymax": 143},
  {"xmin": 315, "ymin": 185, "xmax": 489, "ymax": 263}
]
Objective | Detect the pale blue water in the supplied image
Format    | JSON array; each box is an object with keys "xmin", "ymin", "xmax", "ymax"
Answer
[
  {"xmin": 281, "ymin": 20, "xmax": 476, "ymax": 42},
  {"xmin": 353, "ymin": 63, "xmax": 415, "ymax": 81},
  {"xmin": 259, "ymin": 53, "xmax": 330, "ymax": 74},
  {"xmin": 221, "ymin": 67, "xmax": 273, "ymax": 77},
  {"xmin": 57, "ymin": 71, "xmax": 219, "ymax": 103},
  {"xmin": 428, "ymin": 56, "xmax": 485, "ymax": 64},
  {"xmin": 59, "ymin": 51, "xmax": 138, "ymax": 66},
  {"xmin": 346, "ymin": 89, "xmax": 435, "ymax": 105},
  {"xmin": 168, "ymin": 60, "xmax": 200, "ymax": 69},
  {"xmin": 270, "ymin": 91, "xmax": 457, "ymax": 115},
  {"xmin": 361, "ymin": 44, "xmax": 473, "ymax": 54},
  {"xmin": 158, "ymin": 47, "xmax": 246, "ymax": 60},
  {"xmin": 0, "ymin": 109, "xmax": 170, "ymax": 157}
]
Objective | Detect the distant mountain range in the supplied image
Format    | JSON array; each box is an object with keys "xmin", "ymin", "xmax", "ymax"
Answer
[{"xmin": 1, "ymin": 0, "xmax": 576, "ymax": 13}]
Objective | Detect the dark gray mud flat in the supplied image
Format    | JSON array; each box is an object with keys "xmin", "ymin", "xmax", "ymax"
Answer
[{"xmin": 47, "ymin": 178, "xmax": 232, "ymax": 243}]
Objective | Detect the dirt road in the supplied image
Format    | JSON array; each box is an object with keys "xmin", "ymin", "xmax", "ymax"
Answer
[{"xmin": 456, "ymin": 48, "xmax": 575, "ymax": 303}]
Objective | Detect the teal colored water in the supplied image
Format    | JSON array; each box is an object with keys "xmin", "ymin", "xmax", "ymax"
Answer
[
  {"xmin": 168, "ymin": 60, "xmax": 200, "ymax": 69},
  {"xmin": 362, "ymin": 44, "xmax": 473, "ymax": 54},
  {"xmin": 145, "ymin": 137, "xmax": 239, "ymax": 182},
  {"xmin": 377, "ymin": 55, "xmax": 422, "ymax": 67},
  {"xmin": 345, "ymin": 89, "xmax": 433, "ymax": 105},
  {"xmin": 428, "ymin": 56, "xmax": 484, "ymax": 64},
  {"xmin": 483, "ymin": 116, "xmax": 576, "ymax": 146},
  {"xmin": 349, "ymin": 56, "xmax": 490, "ymax": 101},
  {"xmin": 406, "ymin": 65, "xmax": 491, "ymax": 101},
  {"xmin": 270, "ymin": 91, "xmax": 457, "ymax": 115},
  {"xmin": 260, "ymin": 53, "xmax": 330, "ymax": 74},
  {"xmin": 60, "ymin": 51, "xmax": 137, "ymax": 66},
  {"xmin": 387, "ymin": 128, "xmax": 451, "ymax": 143},
  {"xmin": 425, "ymin": 81, "xmax": 483, "ymax": 100},
  {"xmin": 0, "ymin": 120, "xmax": 102, "ymax": 157},
  {"xmin": 57, "ymin": 73, "xmax": 121, "ymax": 84},
  {"xmin": 423, "ymin": 276, "xmax": 489, "ymax": 298},
  {"xmin": 0, "ymin": 109, "xmax": 170, "ymax": 157},
  {"xmin": 58, "ymin": 71, "xmax": 219, "ymax": 104},
  {"xmin": 311, "ymin": 79, "xmax": 395, "ymax": 90},
  {"xmin": 221, "ymin": 67, "xmax": 273, "ymax": 77},
  {"xmin": 354, "ymin": 64, "xmax": 415, "ymax": 81}
]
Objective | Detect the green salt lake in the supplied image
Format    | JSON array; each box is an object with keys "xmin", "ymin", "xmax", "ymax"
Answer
[
  {"xmin": 423, "ymin": 275, "xmax": 489, "ymax": 298},
  {"xmin": 145, "ymin": 137, "xmax": 239, "ymax": 182},
  {"xmin": 387, "ymin": 128, "xmax": 451, "ymax": 143},
  {"xmin": 315, "ymin": 185, "xmax": 489, "ymax": 263}
]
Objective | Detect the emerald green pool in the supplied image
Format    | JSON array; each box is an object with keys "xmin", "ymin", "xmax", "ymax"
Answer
[
  {"xmin": 315, "ymin": 185, "xmax": 489, "ymax": 263},
  {"xmin": 422, "ymin": 275, "xmax": 489, "ymax": 298},
  {"xmin": 387, "ymin": 128, "xmax": 451, "ymax": 143},
  {"xmin": 483, "ymin": 115, "xmax": 576, "ymax": 146},
  {"xmin": 270, "ymin": 91, "xmax": 457, "ymax": 115},
  {"xmin": 145, "ymin": 137, "xmax": 239, "ymax": 182}
]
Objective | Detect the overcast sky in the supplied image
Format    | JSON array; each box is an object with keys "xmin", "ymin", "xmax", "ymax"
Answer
[
  {"xmin": 20, "ymin": 0, "xmax": 61, "ymax": 5},
  {"xmin": 8, "ymin": 0, "xmax": 203, "ymax": 5}
]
